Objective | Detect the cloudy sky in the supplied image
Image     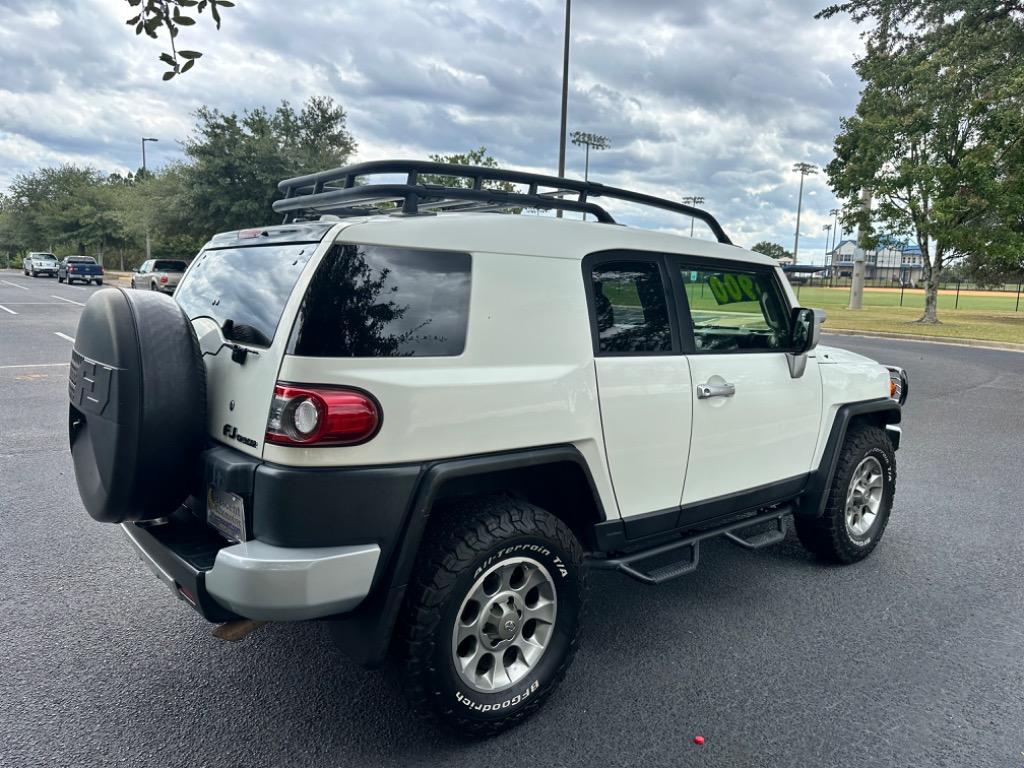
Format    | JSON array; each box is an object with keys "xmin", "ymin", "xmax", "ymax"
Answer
[{"xmin": 0, "ymin": 0, "xmax": 868, "ymax": 260}]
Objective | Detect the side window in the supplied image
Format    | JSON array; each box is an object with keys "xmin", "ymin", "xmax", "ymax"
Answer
[
  {"xmin": 678, "ymin": 264, "xmax": 790, "ymax": 353},
  {"xmin": 590, "ymin": 260, "xmax": 673, "ymax": 355},
  {"xmin": 289, "ymin": 244, "xmax": 472, "ymax": 357}
]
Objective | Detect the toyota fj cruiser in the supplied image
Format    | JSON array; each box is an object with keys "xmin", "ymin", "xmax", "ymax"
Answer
[{"xmin": 68, "ymin": 161, "xmax": 908, "ymax": 735}]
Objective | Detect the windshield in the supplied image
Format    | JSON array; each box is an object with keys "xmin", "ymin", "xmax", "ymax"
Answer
[
  {"xmin": 32, "ymin": 254, "xmax": 56, "ymax": 262},
  {"xmin": 175, "ymin": 243, "xmax": 316, "ymax": 348},
  {"xmin": 153, "ymin": 260, "xmax": 187, "ymax": 272}
]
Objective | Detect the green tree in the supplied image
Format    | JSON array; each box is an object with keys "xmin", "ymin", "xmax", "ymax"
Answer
[
  {"xmin": 181, "ymin": 96, "xmax": 357, "ymax": 234},
  {"xmin": 750, "ymin": 241, "xmax": 792, "ymax": 261},
  {"xmin": 124, "ymin": 0, "xmax": 235, "ymax": 80},
  {"xmin": 821, "ymin": 3, "xmax": 1024, "ymax": 323}
]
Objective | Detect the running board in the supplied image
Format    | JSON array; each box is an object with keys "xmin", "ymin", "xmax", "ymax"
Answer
[{"xmin": 586, "ymin": 505, "xmax": 791, "ymax": 585}]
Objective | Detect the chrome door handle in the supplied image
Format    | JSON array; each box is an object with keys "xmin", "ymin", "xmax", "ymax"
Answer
[{"xmin": 696, "ymin": 382, "xmax": 736, "ymax": 399}]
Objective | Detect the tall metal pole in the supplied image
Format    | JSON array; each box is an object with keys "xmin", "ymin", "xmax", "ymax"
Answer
[
  {"xmin": 791, "ymin": 162, "xmax": 817, "ymax": 262},
  {"xmin": 141, "ymin": 137, "xmax": 158, "ymax": 260},
  {"xmin": 557, "ymin": 0, "xmax": 571, "ymax": 193},
  {"xmin": 584, "ymin": 143, "xmax": 590, "ymax": 182}
]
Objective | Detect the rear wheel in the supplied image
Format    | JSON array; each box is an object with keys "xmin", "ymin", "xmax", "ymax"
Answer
[
  {"xmin": 795, "ymin": 425, "xmax": 896, "ymax": 563},
  {"xmin": 398, "ymin": 496, "xmax": 585, "ymax": 736}
]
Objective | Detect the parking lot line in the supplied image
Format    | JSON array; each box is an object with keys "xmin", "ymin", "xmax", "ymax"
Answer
[
  {"xmin": 0, "ymin": 362, "xmax": 69, "ymax": 370},
  {"xmin": 54, "ymin": 332, "xmax": 76, "ymax": 343},
  {"xmin": 0, "ymin": 304, "xmax": 18, "ymax": 315},
  {"xmin": 1, "ymin": 280, "xmax": 29, "ymax": 290},
  {"xmin": 51, "ymin": 295, "xmax": 85, "ymax": 307}
]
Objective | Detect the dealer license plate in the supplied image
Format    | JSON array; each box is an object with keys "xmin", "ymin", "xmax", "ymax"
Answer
[{"xmin": 207, "ymin": 487, "xmax": 246, "ymax": 542}]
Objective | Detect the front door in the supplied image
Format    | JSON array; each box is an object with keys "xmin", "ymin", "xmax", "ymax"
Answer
[{"xmin": 669, "ymin": 258, "xmax": 822, "ymax": 508}]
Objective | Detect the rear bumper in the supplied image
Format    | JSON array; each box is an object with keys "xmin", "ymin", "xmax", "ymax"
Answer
[{"xmin": 122, "ymin": 505, "xmax": 380, "ymax": 622}]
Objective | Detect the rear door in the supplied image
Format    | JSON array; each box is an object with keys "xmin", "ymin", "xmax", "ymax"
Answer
[
  {"xmin": 586, "ymin": 252, "xmax": 692, "ymax": 526},
  {"xmin": 669, "ymin": 258, "xmax": 822, "ymax": 510},
  {"xmin": 173, "ymin": 225, "xmax": 336, "ymax": 458}
]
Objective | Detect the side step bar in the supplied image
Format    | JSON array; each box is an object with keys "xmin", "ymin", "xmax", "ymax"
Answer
[{"xmin": 586, "ymin": 505, "xmax": 791, "ymax": 585}]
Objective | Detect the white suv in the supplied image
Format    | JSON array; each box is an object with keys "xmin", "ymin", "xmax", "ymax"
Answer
[{"xmin": 67, "ymin": 161, "xmax": 907, "ymax": 735}]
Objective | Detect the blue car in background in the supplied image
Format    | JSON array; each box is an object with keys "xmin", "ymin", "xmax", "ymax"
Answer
[{"xmin": 58, "ymin": 256, "xmax": 104, "ymax": 285}]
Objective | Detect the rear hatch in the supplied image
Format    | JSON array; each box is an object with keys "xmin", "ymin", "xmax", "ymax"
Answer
[{"xmin": 173, "ymin": 223, "xmax": 337, "ymax": 458}]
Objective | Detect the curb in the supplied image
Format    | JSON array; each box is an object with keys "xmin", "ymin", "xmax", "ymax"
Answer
[{"xmin": 822, "ymin": 328, "xmax": 1024, "ymax": 354}]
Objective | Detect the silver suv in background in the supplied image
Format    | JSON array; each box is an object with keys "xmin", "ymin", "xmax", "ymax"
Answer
[
  {"xmin": 131, "ymin": 259, "xmax": 189, "ymax": 294},
  {"xmin": 23, "ymin": 252, "xmax": 58, "ymax": 277}
]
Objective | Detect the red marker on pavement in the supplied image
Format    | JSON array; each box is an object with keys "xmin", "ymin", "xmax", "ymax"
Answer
[{"xmin": 694, "ymin": 736, "xmax": 705, "ymax": 746}]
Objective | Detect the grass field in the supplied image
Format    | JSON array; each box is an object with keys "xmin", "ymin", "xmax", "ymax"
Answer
[{"xmin": 791, "ymin": 284, "xmax": 1023, "ymax": 312}]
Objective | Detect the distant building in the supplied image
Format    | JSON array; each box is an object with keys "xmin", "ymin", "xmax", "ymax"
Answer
[{"xmin": 828, "ymin": 238, "xmax": 925, "ymax": 286}]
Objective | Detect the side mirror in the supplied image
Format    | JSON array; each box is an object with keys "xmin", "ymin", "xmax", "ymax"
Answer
[
  {"xmin": 788, "ymin": 307, "xmax": 818, "ymax": 354},
  {"xmin": 786, "ymin": 307, "xmax": 820, "ymax": 378}
]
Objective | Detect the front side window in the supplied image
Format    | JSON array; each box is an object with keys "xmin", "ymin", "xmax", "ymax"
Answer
[
  {"xmin": 289, "ymin": 244, "xmax": 472, "ymax": 357},
  {"xmin": 678, "ymin": 265, "xmax": 790, "ymax": 353},
  {"xmin": 590, "ymin": 260, "xmax": 673, "ymax": 355}
]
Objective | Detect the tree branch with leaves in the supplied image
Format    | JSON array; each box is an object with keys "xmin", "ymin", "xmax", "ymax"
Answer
[{"xmin": 125, "ymin": 0, "xmax": 235, "ymax": 80}]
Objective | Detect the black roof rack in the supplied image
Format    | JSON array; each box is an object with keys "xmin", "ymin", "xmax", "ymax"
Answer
[{"xmin": 273, "ymin": 160, "xmax": 733, "ymax": 245}]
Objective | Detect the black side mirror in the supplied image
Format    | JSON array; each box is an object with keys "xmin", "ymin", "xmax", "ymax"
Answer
[{"xmin": 789, "ymin": 307, "xmax": 818, "ymax": 354}]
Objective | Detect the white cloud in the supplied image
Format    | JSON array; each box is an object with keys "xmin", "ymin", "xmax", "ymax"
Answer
[{"xmin": 0, "ymin": 0, "xmax": 866, "ymax": 261}]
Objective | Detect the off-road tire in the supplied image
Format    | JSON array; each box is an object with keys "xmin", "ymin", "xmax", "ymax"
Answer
[
  {"xmin": 795, "ymin": 424, "xmax": 896, "ymax": 563},
  {"xmin": 398, "ymin": 496, "xmax": 586, "ymax": 737}
]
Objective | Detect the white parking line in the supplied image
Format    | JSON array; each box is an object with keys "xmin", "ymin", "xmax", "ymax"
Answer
[
  {"xmin": 0, "ymin": 304, "xmax": 17, "ymax": 315},
  {"xmin": 54, "ymin": 332, "xmax": 76, "ymax": 343},
  {"xmin": 50, "ymin": 295, "xmax": 85, "ymax": 306},
  {"xmin": 0, "ymin": 362, "xmax": 69, "ymax": 370},
  {"xmin": 1, "ymin": 280, "xmax": 28, "ymax": 290}
]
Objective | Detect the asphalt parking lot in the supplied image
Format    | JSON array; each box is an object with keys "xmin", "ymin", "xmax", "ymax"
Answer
[{"xmin": 2, "ymin": 267, "xmax": 1022, "ymax": 768}]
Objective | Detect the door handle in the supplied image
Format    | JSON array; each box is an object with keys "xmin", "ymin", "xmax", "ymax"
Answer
[{"xmin": 696, "ymin": 381, "xmax": 736, "ymax": 399}]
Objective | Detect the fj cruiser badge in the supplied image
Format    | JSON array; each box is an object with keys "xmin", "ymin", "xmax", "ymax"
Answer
[{"xmin": 222, "ymin": 423, "xmax": 258, "ymax": 448}]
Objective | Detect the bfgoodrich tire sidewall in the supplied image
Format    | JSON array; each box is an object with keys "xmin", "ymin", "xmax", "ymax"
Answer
[
  {"xmin": 841, "ymin": 442, "xmax": 895, "ymax": 549},
  {"xmin": 430, "ymin": 535, "xmax": 582, "ymax": 723}
]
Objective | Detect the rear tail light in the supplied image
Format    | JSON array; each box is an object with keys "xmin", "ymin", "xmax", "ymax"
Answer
[
  {"xmin": 265, "ymin": 384, "xmax": 381, "ymax": 446},
  {"xmin": 160, "ymin": 275, "xmax": 168, "ymax": 284}
]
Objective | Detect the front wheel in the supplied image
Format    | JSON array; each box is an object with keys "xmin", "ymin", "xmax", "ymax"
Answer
[
  {"xmin": 398, "ymin": 496, "xmax": 586, "ymax": 736},
  {"xmin": 795, "ymin": 424, "xmax": 896, "ymax": 563}
]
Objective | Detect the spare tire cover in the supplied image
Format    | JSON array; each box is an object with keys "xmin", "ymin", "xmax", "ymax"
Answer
[{"xmin": 69, "ymin": 288, "xmax": 206, "ymax": 523}]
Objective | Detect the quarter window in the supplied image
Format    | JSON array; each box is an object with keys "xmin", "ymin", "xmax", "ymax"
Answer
[
  {"xmin": 289, "ymin": 244, "xmax": 472, "ymax": 357},
  {"xmin": 678, "ymin": 265, "xmax": 790, "ymax": 353},
  {"xmin": 590, "ymin": 260, "xmax": 673, "ymax": 354}
]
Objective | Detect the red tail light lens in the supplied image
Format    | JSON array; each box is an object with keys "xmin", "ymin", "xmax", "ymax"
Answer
[
  {"xmin": 160, "ymin": 275, "xmax": 168, "ymax": 283},
  {"xmin": 265, "ymin": 384, "xmax": 380, "ymax": 446}
]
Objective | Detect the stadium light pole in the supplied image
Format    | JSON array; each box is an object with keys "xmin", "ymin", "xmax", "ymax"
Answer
[
  {"xmin": 556, "ymin": 0, "xmax": 571, "ymax": 217},
  {"xmin": 828, "ymin": 207, "xmax": 840, "ymax": 281},
  {"xmin": 570, "ymin": 131, "xmax": 610, "ymax": 182},
  {"xmin": 681, "ymin": 195, "xmax": 705, "ymax": 237},
  {"xmin": 823, "ymin": 223, "xmax": 833, "ymax": 269},
  {"xmin": 141, "ymin": 137, "xmax": 158, "ymax": 260},
  {"xmin": 791, "ymin": 162, "xmax": 818, "ymax": 263}
]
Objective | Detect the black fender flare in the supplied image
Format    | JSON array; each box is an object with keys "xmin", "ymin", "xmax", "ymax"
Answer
[
  {"xmin": 325, "ymin": 444, "xmax": 605, "ymax": 667},
  {"xmin": 797, "ymin": 397, "xmax": 901, "ymax": 519}
]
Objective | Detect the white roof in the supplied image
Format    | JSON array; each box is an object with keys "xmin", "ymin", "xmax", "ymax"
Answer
[{"xmin": 331, "ymin": 212, "xmax": 773, "ymax": 266}]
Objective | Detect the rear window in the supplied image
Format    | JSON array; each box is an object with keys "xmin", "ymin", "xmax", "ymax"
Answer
[
  {"xmin": 69, "ymin": 257, "xmax": 95, "ymax": 263},
  {"xmin": 288, "ymin": 244, "xmax": 471, "ymax": 357},
  {"xmin": 175, "ymin": 243, "xmax": 316, "ymax": 348},
  {"xmin": 153, "ymin": 260, "xmax": 187, "ymax": 272}
]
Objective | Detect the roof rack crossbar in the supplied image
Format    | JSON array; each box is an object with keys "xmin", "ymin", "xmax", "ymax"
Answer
[{"xmin": 274, "ymin": 160, "xmax": 732, "ymax": 244}]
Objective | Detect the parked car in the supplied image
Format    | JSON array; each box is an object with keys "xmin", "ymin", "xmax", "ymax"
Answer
[
  {"xmin": 67, "ymin": 160, "xmax": 908, "ymax": 736},
  {"xmin": 58, "ymin": 256, "xmax": 103, "ymax": 285},
  {"xmin": 131, "ymin": 259, "xmax": 188, "ymax": 293},
  {"xmin": 22, "ymin": 252, "xmax": 59, "ymax": 277}
]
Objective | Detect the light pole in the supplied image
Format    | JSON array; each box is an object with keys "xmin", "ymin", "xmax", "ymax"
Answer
[
  {"xmin": 791, "ymin": 162, "xmax": 818, "ymax": 263},
  {"xmin": 828, "ymin": 207, "xmax": 840, "ymax": 282},
  {"xmin": 570, "ymin": 131, "xmax": 610, "ymax": 182},
  {"xmin": 681, "ymin": 195, "xmax": 705, "ymax": 237},
  {"xmin": 141, "ymin": 137, "xmax": 158, "ymax": 260},
  {"xmin": 556, "ymin": 0, "xmax": 572, "ymax": 221},
  {"xmin": 823, "ymin": 223, "xmax": 832, "ymax": 273}
]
